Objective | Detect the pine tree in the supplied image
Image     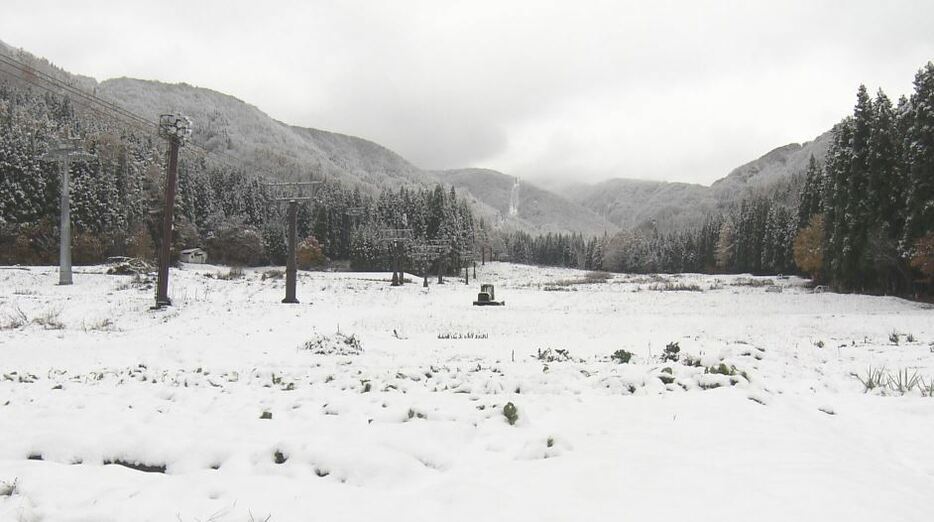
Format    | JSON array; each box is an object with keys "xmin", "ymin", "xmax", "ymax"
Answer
[{"xmin": 903, "ymin": 63, "xmax": 934, "ymax": 264}]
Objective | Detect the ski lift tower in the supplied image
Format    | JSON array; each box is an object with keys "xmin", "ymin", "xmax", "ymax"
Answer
[
  {"xmin": 460, "ymin": 249, "xmax": 476, "ymax": 285},
  {"xmin": 379, "ymin": 227, "xmax": 413, "ymax": 286},
  {"xmin": 40, "ymin": 134, "xmax": 95, "ymax": 285},
  {"xmin": 426, "ymin": 239, "xmax": 451, "ymax": 284},
  {"xmin": 263, "ymin": 180, "xmax": 323, "ymax": 303},
  {"xmin": 411, "ymin": 242, "xmax": 448, "ymax": 288}
]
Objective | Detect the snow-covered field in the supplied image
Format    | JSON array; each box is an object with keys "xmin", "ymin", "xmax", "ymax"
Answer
[{"xmin": 1, "ymin": 262, "xmax": 933, "ymax": 522}]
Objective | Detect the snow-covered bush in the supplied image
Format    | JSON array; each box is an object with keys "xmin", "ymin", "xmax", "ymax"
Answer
[
  {"xmin": 0, "ymin": 478, "xmax": 18, "ymax": 497},
  {"xmin": 503, "ymin": 402, "xmax": 519, "ymax": 425},
  {"xmin": 681, "ymin": 354, "xmax": 702, "ymax": 367},
  {"xmin": 535, "ymin": 348, "xmax": 572, "ymax": 362},
  {"xmin": 299, "ymin": 332, "xmax": 363, "ymax": 355},
  {"xmin": 610, "ymin": 349, "xmax": 633, "ymax": 364},
  {"xmin": 662, "ymin": 342, "xmax": 680, "ymax": 362},
  {"xmin": 207, "ymin": 225, "xmax": 265, "ymax": 266}
]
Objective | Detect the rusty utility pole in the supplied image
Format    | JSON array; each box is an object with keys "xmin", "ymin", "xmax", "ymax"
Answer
[
  {"xmin": 263, "ymin": 180, "xmax": 323, "ymax": 304},
  {"xmin": 41, "ymin": 136, "xmax": 94, "ymax": 285},
  {"xmin": 154, "ymin": 114, "xmax": 191, "ymax": 308}
]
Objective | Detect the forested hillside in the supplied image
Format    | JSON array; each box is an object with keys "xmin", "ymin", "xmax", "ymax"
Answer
[
  {"xmin": 0, "ymin": 79, "xmax": 479, "ymax": 271},
  {"xmin": 502, "ymin": 62, "xmax": 934, "ymax": 297}
]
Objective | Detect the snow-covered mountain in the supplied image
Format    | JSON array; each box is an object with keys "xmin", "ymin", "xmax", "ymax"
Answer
[
  {"xmin": 557, "ymin": 133, "xmax": 831, "ymax": 231},
  {"xmin": 97, "ymin": 78, "xmax": 435, "ymax": 189},
  {"xmin": 435, "ymin": 168, "xmax": 612, "ymax": 236},
  {"xmin": 1, "ymin": 39, "xmax": 832, "ymax": 236}
]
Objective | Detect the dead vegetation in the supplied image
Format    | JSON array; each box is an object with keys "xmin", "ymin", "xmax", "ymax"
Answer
[
  {"xmin": 731, "ymin": 277, "xmax": 775, "ymax": 287},
  {"xmin": 1, "ymin": 305, "xmax": 65, "ymax": 330},
  {"xmin": 544, "ymin": 271, "xmax": 614, "ymax": 289},
  {"xmin": 214, "ymin": 266, "xmax": 245, "ymax": 280},
  {"xmin": 82, "ymin": 317, "xmax": 116, "ymax": 332},
  {"xmin": 648, "ymin": 281, "xmax": 703, "ymax": 292},
  {"xmin": 105, "ymin": 257, "xmax": 154, "ymax": 276},
  {"xmin": 31, "ymin": 307, "xmax": 65, "ymax": 330},
  {"xmin": 262, "ymin": 269, "xmax": 284, "ymax": 281},
  {"xmin": 1, "ymin": 305, "xmax": 28, "ymax": 330}
]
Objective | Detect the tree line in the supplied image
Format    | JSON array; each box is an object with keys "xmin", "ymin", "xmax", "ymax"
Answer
[
  {"xmin": 795, "ymin": 62, "xmax": 934, "ymax": 295},
  {"xmin": 501, "ymin": 62, "xmax": 934, "ymax": 297},
  {"xmin": 3, "ymin": 61, "xmax": 932, "ymax": 296},
  {"xmin": 0, "ymin": 81, "xmax": 478, "ymax": 273}
]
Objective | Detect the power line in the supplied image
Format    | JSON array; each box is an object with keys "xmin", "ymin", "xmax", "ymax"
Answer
[
  {"xmin": 0, "ymin": 49, "xmax": 303, "ymax": 185},
  {"xmin": 0, "ymin": 53, "xmax": 156, "ymax": 132}
]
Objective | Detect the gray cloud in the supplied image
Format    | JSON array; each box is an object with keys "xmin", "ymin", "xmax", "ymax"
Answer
[{"xmin": 2, "ymin": 0, "xmax": 933, "ymax": 185}]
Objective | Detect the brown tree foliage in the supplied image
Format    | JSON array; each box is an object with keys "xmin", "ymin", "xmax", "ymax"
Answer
[
  {"xmin": 125, "ymin": 224, "xmax": 155, "ymax": 261},
  {"xmin": 910, "ymin": 232, "xmax": 934, "ymax": 282},
  {"xmin": 794, "ymin": 215, "xmax": 825, "ymax": 279},
  {"xmin": 715, "ymin": 222, "xmax": 734, "ymax": 271},
  {"xmin": 297, "ymin": 235, "xmax": 325, "ymax": 270}
]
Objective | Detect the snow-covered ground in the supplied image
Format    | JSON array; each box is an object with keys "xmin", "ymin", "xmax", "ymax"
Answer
[{"xmin": 1, "ymin": 262, "xmax": 933, "ymax": 522}]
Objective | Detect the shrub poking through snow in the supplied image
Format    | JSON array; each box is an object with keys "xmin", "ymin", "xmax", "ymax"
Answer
[
  {"xmin": 887, "ymin": 368, "xmax": 921, "ymax": 394},
  {"xmin": 889, "ymin": 331, "xmax": 900, "ymax": 345},
  {"xmin": 921, "ymin": 378, "xmax": 934, "ymax": 398},
  {"xmin": 681, "ymin": 354, "xmax": 702, "ymax": 367},
  {"xmin": 273, "ymin": 450, "xmax": 288, "ymax": 464},
  {"xmin": 707, "ymin": 363, "xmax": 736, "ymax": 376},
  {"xmin": 0, "ymin": 478, "xmax": 18, "ymax": 497},
  {"xmin": 503, "ymin": 402, "xmax": 519, "ymax": 425},
  {"xmin": 853, "ymin": 367, "xmax": 931, "ymax": 395},
  {"xmin": 1, "ymin": 306, "xmax": 28, "ymax": 330},
  {"xmin": 648, "ymin": 282, "xmax": 703, "ymax": 292},
  {"xmin": 535, "ymin": 348, "xmax": 572, "ymax": 362},
  {"xmin": 299, "ymin": 332, "xmax": 363, "ymax": 355},
  {"xmin": 216, "ymin": 266, "xmax": 245, "ymax": 280},
  {"xmin": 261, "ymin": 269, "xmax": 284, "ymax": 281},
  {"xmin": 611, "ymin": 349, "xmax": 633, "ymax": 364},
  {"xmin": 906, "ymin": 333, "xmax": 916, "ymax": 343},
  {"xmin": 662, "ymin": 342, "xmax": 680, "ymax": 362},
  {"xmin": 854, "ymin": 366, "xmax": 887, "ymax": 392},
  {"xmin": 32, "ymin": 307, "xmax": 65, "ymax": 330},
  {"xmin": 407, "ymin": 408, "xmax": 427, "ymax": 420}
]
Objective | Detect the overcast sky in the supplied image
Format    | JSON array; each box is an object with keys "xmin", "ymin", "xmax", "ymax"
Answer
[{"xmin": 2, "ymin": 1, "xmax": 933, "ymax": 185}]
